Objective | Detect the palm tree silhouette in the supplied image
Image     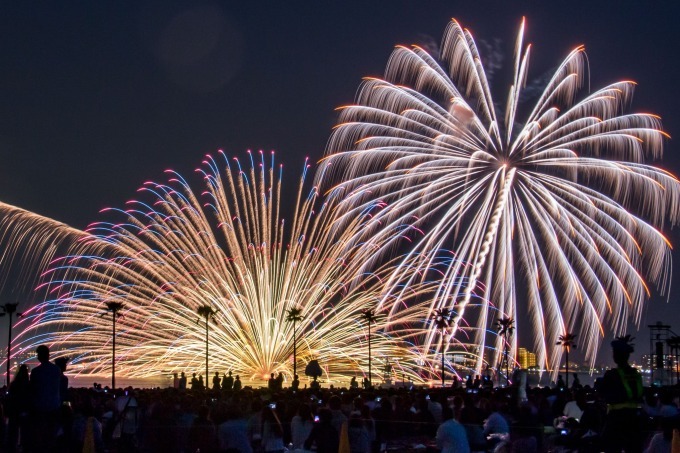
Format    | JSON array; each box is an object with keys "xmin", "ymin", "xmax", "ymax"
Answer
[
  {"xmin": 556, "ymin": 332, "xmax": 577, "ymax": 388},
  {"xmin": 496, "ymin": 316, "xmax": 514, "ymax": 387},
  {"xmin": 197, "ymin": 305, "xmax": 217, "ymax": 385},
  {"xmin": 360, "ymin": 308, "xmax": 381, "ymax": 387},
  {"xmin": 285, "ymin": 307, "xmax": 303, "ymax": 378},
  {"xmin": 101, "ymin": 301, "xmax": 124, "ymax": 389},
  {"xmin": 432, "ymin": 308, "xmax": 452, "ymax": 387}
]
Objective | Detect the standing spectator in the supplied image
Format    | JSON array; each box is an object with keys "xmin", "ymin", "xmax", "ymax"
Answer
[
  {"xmin": 234, "ymin": 375, "xmax": 242, "ymax": 391},
  {"xmin": 350, "ymin": 376, "xmax": 359, "ymax": 389},
  {"xmin": 213, "ymin": 371, "xmax": 222, "ymax": 390},
  {"xmin": 188, "ymin": 405, "xmax": 218, "ymax": 453},
  {"xmin": 178, "ymin": 371, "xmax": 187, "ymax": 390},
  {"xmin": 113, "ymin": 388, "xmax": 139, "ymax": 451},
  {"xmin": 268, "ymin": 373, "xmax": 276, "ymax": 390},
  {"xmin": 6, "ymin": 364, "xmax": 30, "ymax": 453},
  {"xmin": 275, "ymin": 372, "xmax": 284, "ymax": 391},
  {"xmin": 305, "ymin": 408, "xmax": 339, "ymax": 453},
  {"xmin": 290, "ymin": 403, "xmax": 314, "ymax": 449},
  {"xmin": 329, "ymin": 395, "xmax": 348, "ymax": 439},
  {"xmin": 291, "ymin": 374, "xmax": 300, "ymax": 391},
  {"xmin": 222, "ymin": 371, "xmax": 234, "ymax": 390},
  {"xmin": 173, "ymin": 372, "xmax": 179, "ymax": 389},
  {"xmin": 215, "ymin": 404, "xmax": 252, "ymax": 453},
  {"xmin": 190, "ymin": 373, "xmax": 199, "ymax": 390},
  {"xmin": 601, "ymin": 335, "xmax": 644, "ymax": 453},
  {"xmin": 261, "ymin": 405, "xmax": 285, "ymax": 453},
  {"xmin": 348, "ymin": 413, "xmax": 371, "ymax": 453},
  {"xmin": 54, "ymin": 357, "xmax": 73, "ymax": 449},
  {"xmin": 436, "ymin": 406, "xmax": 470, "ymax": 453},
  {"xmin": 28, "ymin": 344, "xmax": 62, "ymax": 451}
]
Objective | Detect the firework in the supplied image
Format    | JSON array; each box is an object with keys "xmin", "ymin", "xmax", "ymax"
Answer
[
  {"xmin": 320, "ymin": 19, "xmax": 679, "ymax": 375},
  {"xmin": 0, "ymin": 201, "xmax": 88, "ymax": 298},
  {"xmin": 13, "ymin": 151, "xmax": 462, "ymax": 385}
]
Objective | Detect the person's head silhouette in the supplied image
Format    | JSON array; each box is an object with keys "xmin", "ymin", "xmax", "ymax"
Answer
[
  {"xmin": 36, "ymin": 345, "xmax": 50, "ymax": 363},
  {"xmin": 611, "ymin": 335, "xmax": 635, "ymax": 367}
]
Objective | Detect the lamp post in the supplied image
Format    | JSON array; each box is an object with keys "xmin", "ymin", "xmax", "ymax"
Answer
[{"xmin": 1, "ymin": 303, "xmax": 22, "ymax": 387}]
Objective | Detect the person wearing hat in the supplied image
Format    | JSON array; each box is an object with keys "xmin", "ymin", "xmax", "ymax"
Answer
[{"xmin": 601, "ymin": 335, "xmax": 643, "ymax": 452}]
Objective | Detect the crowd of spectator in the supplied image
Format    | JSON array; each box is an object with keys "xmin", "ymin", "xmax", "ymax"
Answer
[{"xmin": 3, "ymin": 341, "xmax": 680, "ymax": 452}]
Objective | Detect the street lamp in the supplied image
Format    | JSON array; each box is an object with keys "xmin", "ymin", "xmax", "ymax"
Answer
[{"xmin": 1, "ymin": 303, "xmax": 23, "ymax": 387}]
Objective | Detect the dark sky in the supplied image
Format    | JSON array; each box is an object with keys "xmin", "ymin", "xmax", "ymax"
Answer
[{"xmin": 1, "ymin": 1, "xmax": 679, "ymax": 363}]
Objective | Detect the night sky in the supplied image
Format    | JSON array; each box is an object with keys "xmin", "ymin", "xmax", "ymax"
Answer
[{"xmin": 2, "ymin": 1, "xmax": 679, "ymax": 363}]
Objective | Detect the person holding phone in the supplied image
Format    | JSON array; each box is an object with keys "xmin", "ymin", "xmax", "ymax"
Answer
[
  {"xmin": 304, "ymin": 408, "xmax": 339, "ymax": 453},
  {"xmin": 290, "ymin": 403, "xmax": 314, "ymax": 449}
]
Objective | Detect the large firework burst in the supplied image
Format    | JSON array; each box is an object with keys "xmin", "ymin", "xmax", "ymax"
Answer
[
  {"xmin": 13, "ymin": 151, "xmax": 458, "ymax": 384},
  {"xmin": 320, "ymin": 19, "xmax": 680, "ymax": 374}
]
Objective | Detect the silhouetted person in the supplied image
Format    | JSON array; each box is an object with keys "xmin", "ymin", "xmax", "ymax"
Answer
[
  {"xmin": 451, "ymin": 374, "xmax": 459, "ymax": 389},
  {"xmin": 213, "ymin": 371, "xmax": 221, "ymax": 390},
  {"xmin": 571, "ymin": 373, "xmax": 581, "ymax": 390},
  {"xmin": 268, "ymin": 373, "xmax": 276, "ymax": 390},
  {"xmin": 222, "ymin": 371, "xmax": 234, "ymax": 390},
  {"xmin": 6, "ymin": 364, "xmax": 30, "ymax": 452},
  {"xmin": 198, "ymin": 374, "xmax": 205, "ymax": 390},
  {"xmin": 601, "ymin": 335, "xmax": 643, "ymax": 453},
  {"xmin": 556, "ymin": 374, "xmax": 566, "ymax": 389},
  {"xmin": 311, "ymin": 375, "xmax": 320, "ymax": 389},
  {"xmin": 304, "ymin": 408, "xmax": 339, "ymax": 453},
  {"xmin": 473, "ymin": 375, "xmax": 481, "ymax": 389},
  {"xmin": 178, "ymin": 371, "xmax": 187, "ymax": 390},
  {"xmin": 190, "ymin": 373, "xmax": 199, "ymax": 390},
  {"xmin": 54, "ymin": 357, "xmax": 69, "ymax": 403},
  {"xmin": 233, "ymin": 375, "xmax": 242, "ymax": 391},
  {"xmin": 465, "ymin": 375, "xmax": 473, "ymax": 389},
  {"xmin": 275, "ymin": 372, "xmax": 284, "ymax": 391},
  {"xmin": 173, "ymin": 372, "xmax": 179, "ymax": 389},
  {"xmin": 54, "ymin": 357, "xmax": 72, "ymax": 449},
  {"xmin": 291, "ymin": 373, "xmax": 300, "ymax": 391},
  {"xmin": 188, "ymin": 405, "xmax": 218, "ymax": 453},
  {"xmin": 362, "ymin": 377, "xmax": 369, "ymax": 389},
  {"xmin": 28, "ymin": 344, "xmax": 62, "ymax": 451},
  {"xmin": 350, "ymin": 376, "xmax": 358, "ymax": 389}
]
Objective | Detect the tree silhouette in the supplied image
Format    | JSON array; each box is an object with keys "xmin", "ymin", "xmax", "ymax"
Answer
[
  {"xmin": 556, "ymin": 332, "xmax": 577, "ymax": 388},
  {"xmin": 496, "ymin": 316, "xmax": 514, "ymax": 387},
  {"xmin": 360, "ymin": 308, "xmax": 381, "ymax": 387},
  {"xmin": 432, "ymin": 308, "xmax": 452, "ymax": 387},
  {"xmin": 285, "ymin": 307, "xmax": 303, "ymax": 378},
  {"xmin": 101, "ymin": 301, "xmax": 124, "ymax": 389},
  {"xmin": 197, "ymin": 305, "xmax": 217, "ymax": 385},
  {"xmin": 0, "ymin": 303, "xmax": 22, "ymax": 387}
]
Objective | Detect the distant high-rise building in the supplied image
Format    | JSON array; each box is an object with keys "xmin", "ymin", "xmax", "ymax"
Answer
[{"xmin": 518, "ymin": 348, "xmax": 537, "ymax": 369}]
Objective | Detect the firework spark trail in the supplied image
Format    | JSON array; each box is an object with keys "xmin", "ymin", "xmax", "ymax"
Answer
[
  {"xmin": 12, "ymin": 151, "xmax": 472, "ymax": 384},
  {"xmin": 320, "ymin": 18, "xmax": 679, "ymax": 376},
  {"xmin": 0, "ymin": 202, "xmax": 90, "ymax": 297}
]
